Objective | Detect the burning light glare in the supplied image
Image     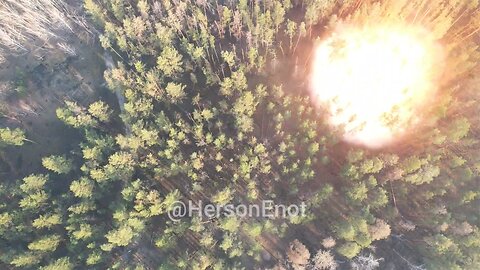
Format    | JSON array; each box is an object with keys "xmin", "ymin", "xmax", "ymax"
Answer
[{"xmin": 310, "ymin": 25, "xmax": 444, "ymax": 148}]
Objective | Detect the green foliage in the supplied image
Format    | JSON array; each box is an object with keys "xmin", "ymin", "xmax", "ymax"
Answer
[
  {"xmin": 104, "ymin": 151, "xmax": 135, "ymax": 180},
  {"xmin": 220, "ymin": 216, "xmax": 240, "ymax": 232},
  {"xmin": 212, "ymin": 187, "xmax": 233, "ymax": 205},
  {"xmin": 157, "ymin": 46, "xmax": 183, "ymax": 77},
  {"xmin": 0, "ymin": 212, "xmax": 13, "ymax": 231},
  {"xmin": 28, "ymin": 234, "xmax": 61, "ymax": 252},
  {"xmin": 233, "ymin": 91, "xmax": 258, "ymax": 133},
  {"xmin": 42, "ymin": 155, "xmax": 73, "ymax": 174},
  {"xmin": 0, "ymin": 128, "xmax": 25, "ymax": 146},
  {"xmin": 40, "ymin": 257, "xmax": 74, "ymax": 270},
  {"xmin": 86, "ymin": 251, "xmax": 103, "ymax": 265},
  {"xmin": 404, "ymin": 164, "xmax": 440, "ymax": 184},
  {"xmin": 165, "ymin": 82, "xmax": 186, "ymax": 102},
  {"xmin": 401, "ymin": 156, "xmax": 424, "ymax": 174},
  {"xmin": 360, "ymin": 157, "xmax": 384, "ymax": 174},
  {"xmin": 346, "ymin": 182, "xmax": 368, "ymax": 202},
  {"xmin": 19, "ymin": 191, "xmax": 49, "ymax": 210},
  {"xmin": 88, "ymin": 101, "xmax": 111, "ymax": 122},
  {"xmin": 56, "ymin": 101, "xmax": 97, "ymax": 128},
  {"xmin": 106, "ymin": 225, "xmax": 135, "ymax": 247},
  {"xmin": 72, "ymin": 224, "xmax": 93, "ymax": 240},
  {"xmin": 10, "ymin": 252, "xmax": 41, "ymax": 267},
  {"xmin": 20, "ymin": 174, "xmax": 48, "ymax": 193},
  {"xmin": 337, "ymin": 242, "xmax": 361, "ymax": 259},
  {"xmin": 336, "ymin": 221, "xmax": 356, "ymax": 241},
  {"xmin": 311, "ymin": 184, "xmax": 333, "ymax": 206},
  {"xmin": 221, "ymin": 50, "xmax": 236, "ymax": 67},
  {"xmin": 70, "ymin": 178, "xmax": 94, "ymax": 198},
  {"xmin": 84, "ymin": 0, "xmax": 104, "ymax": 25},
  {"xmin": 446, "ymin": 117, "xmax": 470, "ymax": 142},
  {"xmin": 32, "ymin": 213, "xmax": 62, "ymax": 229}
]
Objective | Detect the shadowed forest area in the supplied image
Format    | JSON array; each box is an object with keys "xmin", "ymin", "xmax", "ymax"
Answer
[{"xmin": 0, "ymin": 1, "xmax": 479, "ymax": 270}]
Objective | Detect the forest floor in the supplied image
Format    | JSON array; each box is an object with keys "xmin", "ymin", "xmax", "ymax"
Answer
[{"xmin": 0, "ymin": 33, "xmax": 117, "ymax": 179}]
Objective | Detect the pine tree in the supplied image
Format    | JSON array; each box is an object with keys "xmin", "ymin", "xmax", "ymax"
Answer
[
  {"xmin": 42, "ymin": 155, "xmax": 73, "ymax": 174},
  {"xmin": 0, "ymin": 128, "xmax": 25, "ymax": 146}
]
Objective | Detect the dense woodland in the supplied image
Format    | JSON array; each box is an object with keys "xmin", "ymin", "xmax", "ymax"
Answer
[{"xmin": 0, "ymin": 0, "xmax": 480, "ymax": 269}]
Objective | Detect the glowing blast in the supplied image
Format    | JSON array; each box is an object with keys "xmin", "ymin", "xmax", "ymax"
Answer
[{"xmin": 310, "ymin": 25, "xmax": 444, "ymax": 148}]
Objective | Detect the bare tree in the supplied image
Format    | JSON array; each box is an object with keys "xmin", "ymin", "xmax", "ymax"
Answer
[
  {"xmin": 287, "ymin": 240, "xmax": 311, "ymax": 270},
  {"xmin": 350, "ymin": 253, "xmax": 383, "ymax": 270},
  {"xmin": 369, "ymin": 219, "xmax": 391, "ymax": 241},
  {"xmin": 321, "ymin": 237, "xmax": 336, "ymax": 249},
  {"xmin": 310, "ymin": 250, "xmax": 337, "ymax": 270},
  {"xmin": 0, "ymin": 0, "xmax": 93, "ymax": 59},
  {"xmin": 57, "ymin": 43, "xmax": 77, "ymax": 57},
  {"xmin": 393, "ymin": 249, "xmax": 427, "ymax": 270}
]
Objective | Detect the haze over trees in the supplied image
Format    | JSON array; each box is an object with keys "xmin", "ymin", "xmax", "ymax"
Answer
[{"xmin": 0, "ymin": 0, "xmax": 479, "ymax": 269}]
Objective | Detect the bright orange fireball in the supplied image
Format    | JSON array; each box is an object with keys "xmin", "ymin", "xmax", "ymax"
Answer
[{"xmin": 310, "ymin": 25, "xmax": 444, "ymax": 148}]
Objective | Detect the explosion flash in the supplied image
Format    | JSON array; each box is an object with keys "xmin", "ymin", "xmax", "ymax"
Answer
[{"xmin": 310, "ymin": 25, "xmax": 445, "ymax": 148}]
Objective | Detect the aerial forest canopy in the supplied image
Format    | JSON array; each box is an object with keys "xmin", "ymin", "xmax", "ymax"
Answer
[{"xmin": 0, "ymin": 0, "xmax": 479, "ymax": 270}]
